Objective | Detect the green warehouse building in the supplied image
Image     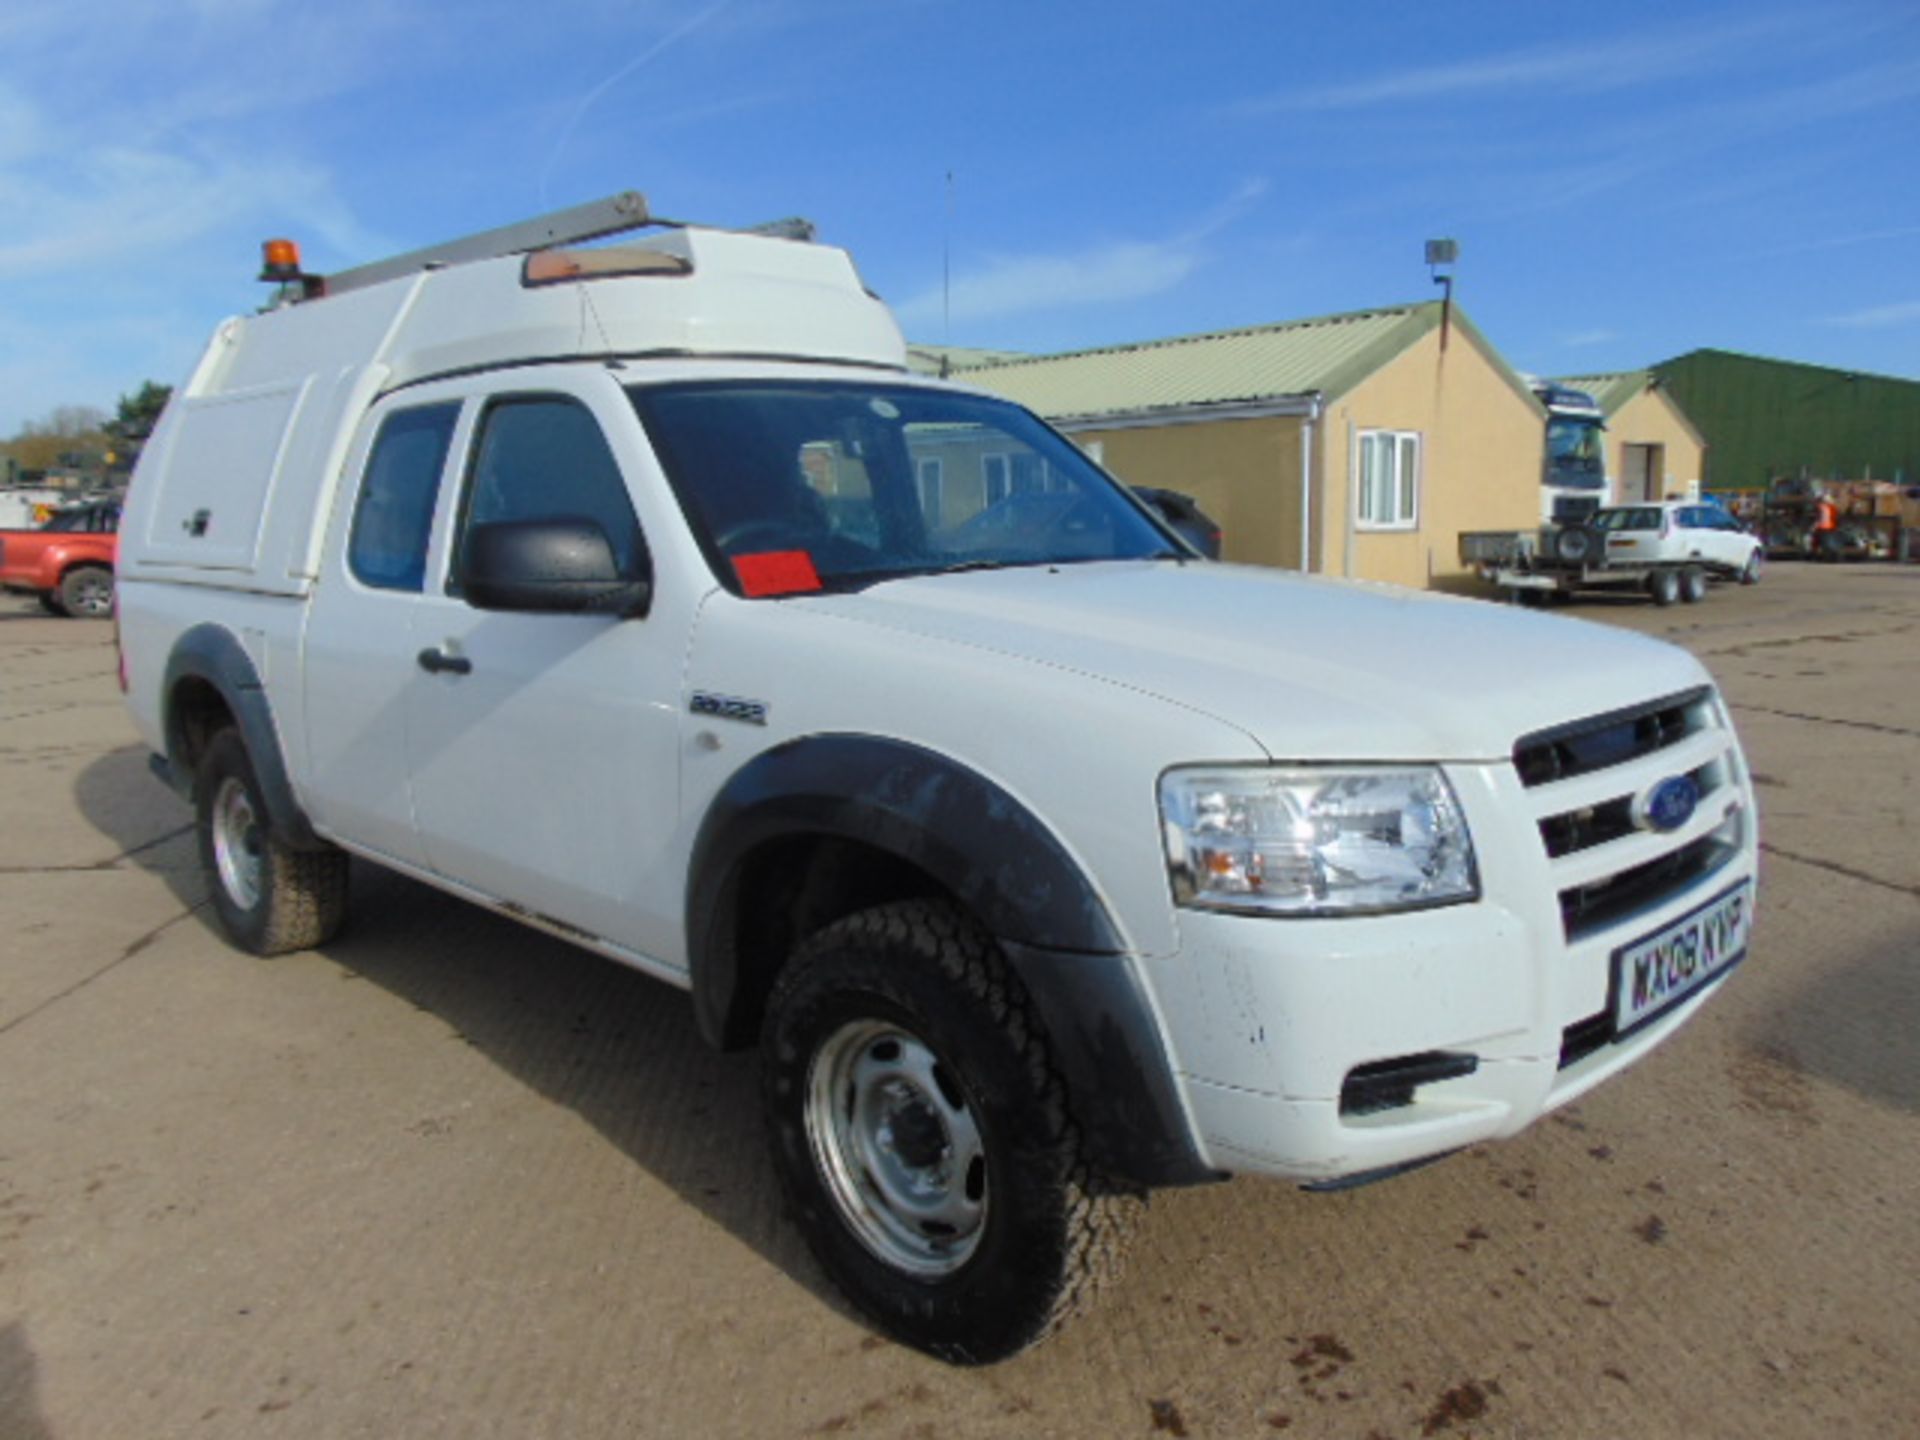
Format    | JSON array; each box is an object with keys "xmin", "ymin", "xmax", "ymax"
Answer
[{"xmin": 1650, "ymin": 349, "xmax": 1920, "ymax": 495}]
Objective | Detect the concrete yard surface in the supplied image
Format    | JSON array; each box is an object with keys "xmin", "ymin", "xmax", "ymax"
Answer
[{"xmin": 1, "ymin": 564, "xmax": 1916, "ymax": 1439}]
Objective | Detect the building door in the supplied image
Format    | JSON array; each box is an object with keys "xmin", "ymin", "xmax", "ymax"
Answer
[{"xmin": 1620, "ymin": 442, "xmax": 1666, "ymax": 502}]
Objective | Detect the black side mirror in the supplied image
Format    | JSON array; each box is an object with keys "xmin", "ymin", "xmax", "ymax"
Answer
[{"xmin": 464, "ymin": 517, "xmax": 651, "ymax": 616}]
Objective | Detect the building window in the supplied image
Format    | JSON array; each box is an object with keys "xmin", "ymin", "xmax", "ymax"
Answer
[
  {"xmin": 916, "ymin": 457, "xmax": 944, "ymax": 523},
  {"xmin": 982, "ymin": 453, "xmax": 1011, "ymax": 505},
  {"xmin": 1356, "ymin": 429, "xmax": 1419, "ymax": 531}
]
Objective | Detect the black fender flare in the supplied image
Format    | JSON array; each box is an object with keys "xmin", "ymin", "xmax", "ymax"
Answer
[
  {"xmin": 160, "ymin": 624, "xmax": 325, "ymax": 851},
  {"xmin": 687, "ymin": 734, "xmax": 1217, "ymax": 1188}
]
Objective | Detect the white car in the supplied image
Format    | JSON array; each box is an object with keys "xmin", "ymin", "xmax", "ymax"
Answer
[{"xmin": 1594, "ymin": 503, "xmax": 1763, "ymax": 584}]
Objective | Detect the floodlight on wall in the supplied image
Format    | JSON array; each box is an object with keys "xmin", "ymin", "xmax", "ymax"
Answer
[{"xmin": 1425, "ymin": 238, "xmax": 1459, "ymax": 351}]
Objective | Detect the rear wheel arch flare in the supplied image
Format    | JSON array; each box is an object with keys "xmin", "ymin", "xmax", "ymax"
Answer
[{"xmin": 161, "ymin": 625, "xmax": 324, "ymax": 850}]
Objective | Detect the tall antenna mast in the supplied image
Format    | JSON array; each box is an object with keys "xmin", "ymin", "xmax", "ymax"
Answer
[{"xmin": 943, "ymin": 170, "xmax": 954, "ymax": 347}]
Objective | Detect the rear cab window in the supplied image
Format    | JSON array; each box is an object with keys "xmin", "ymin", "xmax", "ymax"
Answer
[{"xmin": 348, "ymin": 403, "xmax": 461, "ymax": 591}]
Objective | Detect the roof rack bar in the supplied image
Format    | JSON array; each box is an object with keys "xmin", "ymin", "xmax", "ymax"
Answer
[
  {"xmin": 323, "ymin": 190, "xmax": 652, "ymax": 297},
  {"xmin": 739, "ymin": 217, "xmax": 817, "ymax": 242}
]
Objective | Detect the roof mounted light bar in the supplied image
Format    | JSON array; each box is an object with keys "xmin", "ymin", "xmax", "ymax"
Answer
[{"xmin": 288, "ymin": 193, "xmax": 821, "ymax": 301}]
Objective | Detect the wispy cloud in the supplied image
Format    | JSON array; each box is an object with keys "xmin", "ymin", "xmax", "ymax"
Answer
[
  {"xmin": 1825, "ymin": 300, "xmax": 1920, "ymax": 329},
  {"xmin": 1561, "ymin": 329, "xmax": 1619, "ymax": 349},
  {"xmin": 1234, "ymin": 12, "xmax": 1807, "ymax": 114},
  {"xmin": 895, "ymin": 180, "xmax": 1269, "ymax": 331},
  {"xmin": 538, "ymin": 0, "xmax": 735, "ymax": 207},
  {"xmin": 1737, "ymin": 224, "xmax": 1920, "ymax": 262}
]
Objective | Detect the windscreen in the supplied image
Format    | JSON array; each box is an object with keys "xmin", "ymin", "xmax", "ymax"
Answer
[
  {"xmin": 630, "ymin": 381, "xmax": 1179, "ymax": 595},
  {"xmin": 1546, "ymin": 417, "xmax": 1606, "ymax": 489}
]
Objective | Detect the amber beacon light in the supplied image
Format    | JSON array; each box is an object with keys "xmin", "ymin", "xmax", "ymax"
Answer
[{"xmin": 259, "ymin": 238, "xmax": 303, "ymax": 280}]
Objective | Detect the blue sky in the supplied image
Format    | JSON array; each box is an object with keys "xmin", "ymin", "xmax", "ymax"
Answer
[{"xmin": 3, "ymin": 0, "xmax": 1918, "ymax": 434}]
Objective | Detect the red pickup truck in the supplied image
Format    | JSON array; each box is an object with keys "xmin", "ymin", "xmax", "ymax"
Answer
[{"xmin": 0, "ymin": 501, "xmax": 120, "ymax": 617}]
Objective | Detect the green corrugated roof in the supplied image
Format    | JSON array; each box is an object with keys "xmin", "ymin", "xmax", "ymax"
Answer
[
  {"xmin": 951, "ymin": 302, "xmax": 1493, "ymax": 422},
  {"xmin": 1552, "ymin": 370, "xmax": 1650, "ymax": 416}
]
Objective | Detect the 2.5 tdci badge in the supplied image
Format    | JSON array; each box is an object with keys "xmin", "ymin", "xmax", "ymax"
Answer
[{"xmin": 690, "ymin": 692, "xmax": 768, "ymax": 726}]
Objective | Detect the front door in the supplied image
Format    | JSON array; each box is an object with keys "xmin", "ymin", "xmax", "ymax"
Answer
[{"xmin": 403, "ymin": 377, "xmax": 687, "ymax": 966}]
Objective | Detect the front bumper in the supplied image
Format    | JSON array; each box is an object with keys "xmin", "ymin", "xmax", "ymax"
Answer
[{"xmin": 1140, "ymin": 720, "xmax": 1758, "ymax": 1183}]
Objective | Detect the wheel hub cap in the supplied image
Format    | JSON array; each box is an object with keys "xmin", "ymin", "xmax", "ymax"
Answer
[
  {"xmin": 210, "ymin": 776, "xmax": 264, "ymax": 911},
  {"xmin": 805, "ymin": 1020, "xmax": 988, "ymax": 1276}
]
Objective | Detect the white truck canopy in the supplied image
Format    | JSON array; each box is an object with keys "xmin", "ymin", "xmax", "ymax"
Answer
[{"xmin": 128, "ymin": 208, "xmax": 905, "ymax": 595}]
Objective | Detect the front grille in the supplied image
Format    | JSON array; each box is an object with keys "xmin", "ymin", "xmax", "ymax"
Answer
[
  {"xmin": 1559, "ymin": 829, "xmax": 1739, "ymax": 941},
  {"xmin": 1514, "ymin": 688, "xmax": 1742, "ymax": 944},
  {"xmin": 1553, "ymin": 494, "xmax": 1601, "ymax": 524},
  {"xmin": 1514, "ymin": 688, "xmax": 1706, "ymax": 788}
]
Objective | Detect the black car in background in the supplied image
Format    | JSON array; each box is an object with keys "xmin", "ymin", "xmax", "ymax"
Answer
[{"xmin": 1132, "ymin": 486, "xmax": 1222, "ymax": 559}]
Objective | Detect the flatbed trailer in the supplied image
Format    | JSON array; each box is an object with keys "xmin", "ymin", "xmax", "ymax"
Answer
[{"xmin": 1459, "ymin": 530, "xmax": 1718, "ymax": 606}]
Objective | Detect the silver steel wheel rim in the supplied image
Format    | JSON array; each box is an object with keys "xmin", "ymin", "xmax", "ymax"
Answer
[
  {"xmin": 211, "ymin": 776, "xmax": 264, "ymax": 911},
  {"xmin": 70, "ymin": 573, "xmax": 111, "ymax": 615},
  {"xmin": 805, "ymin": 1018, "xmax": 988, "ymax": 1276}
]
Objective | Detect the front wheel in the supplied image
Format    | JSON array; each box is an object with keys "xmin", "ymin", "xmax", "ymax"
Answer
[
  {"xmin": 58, "ymin": 565, "xmax": 113, "ymax": 618},
  {"xmin": 762, "ymin": 900, "xmax": 1142, "ymax": 1364},
  {"xmin": 194, "ymin": 730, "xmax": 349, "ymax": 955},
  {"xmin": 1740, "ymin": 550, "xmax": 1763, "ymax": 585}
]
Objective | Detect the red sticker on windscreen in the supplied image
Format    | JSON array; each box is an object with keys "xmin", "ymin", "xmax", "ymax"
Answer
[{"xmin": 733, "ymin": 549, "xmax": 823, "ymax": 597}]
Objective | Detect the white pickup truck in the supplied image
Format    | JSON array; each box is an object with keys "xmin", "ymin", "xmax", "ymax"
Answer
[{"xmin": 117, "ymin": 194, "xmax": 1758, "ymax": 1363}]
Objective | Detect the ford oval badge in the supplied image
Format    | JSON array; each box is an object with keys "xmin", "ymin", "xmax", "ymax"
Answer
[{"xmin": 1636, "ymin": 775, "xmax": 1700, "ymax": 833}]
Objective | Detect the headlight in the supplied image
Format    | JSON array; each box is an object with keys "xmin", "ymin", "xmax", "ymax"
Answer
[{"xmin": 1160, "ymin": 766, "xmax": 1478, "ymax": 916}]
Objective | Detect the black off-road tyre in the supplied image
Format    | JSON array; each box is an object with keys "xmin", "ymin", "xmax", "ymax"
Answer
[
  {"xmin": 194, "ymin": 729, "xmax": 349, "ymax": 956},
  {"xmin": 1549, "ymin": 525, "xmax": 1599, "ymax": 565},
  {"xmin": 762, "ymin": 900, "xmax": 1145, "ymax": 1364},
  {"xmin": 37, "ymin": 592, "xmax": 66, "ymax": 616},
  {"xmin": 57, "ymin": 564, "xmax": 114, "ymax": 618}
]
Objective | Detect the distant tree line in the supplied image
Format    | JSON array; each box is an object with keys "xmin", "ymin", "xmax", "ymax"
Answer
[{"xmin": 2, "ymin": 382, "xmax": 172, "ymax": 486}]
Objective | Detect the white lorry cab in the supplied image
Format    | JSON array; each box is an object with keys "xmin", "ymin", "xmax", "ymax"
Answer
[{"xmin": 118, "ymin": 193, "xmax": 1759, "ymax": 1363}]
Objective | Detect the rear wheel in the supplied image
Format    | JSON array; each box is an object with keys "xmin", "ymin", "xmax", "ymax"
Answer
[
  {"xmin": 762, "ymin": 900, "xmax": 1143, "ymax": 1363},
  {"xmin": 194, "ymin": 730, "xmax": 349, "ymax": 955},
  {"xmin": 1679, "ymin": 566, "xmax": 1708, "ymax": 604},
  {"xmin": 57, "ymin": 565, "xmax": 113, "ymax": 618},
  {"xmin": 1647, "ymin": 568, "xmax": 1681, "ymax": 607}
]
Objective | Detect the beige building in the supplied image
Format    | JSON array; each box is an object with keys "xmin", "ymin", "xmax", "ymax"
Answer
[
  {"xmin": 1554, "ymin": 371, "xmax": 1708, "ymax": 505},
  {"xmin": 954, "ymin": 301, "xmax": 1546, "ymax": 591}
]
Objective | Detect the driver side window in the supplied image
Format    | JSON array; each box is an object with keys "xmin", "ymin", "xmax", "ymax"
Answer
[{"xmin": 451, "ymin": 395, "xmax": 648, "ymax": 595}]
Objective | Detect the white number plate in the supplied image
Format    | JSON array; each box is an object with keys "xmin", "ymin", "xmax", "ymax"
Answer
[{"xmin": 1613, "ymin": 880, "xmax": 1751, "ymax": 1035}]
